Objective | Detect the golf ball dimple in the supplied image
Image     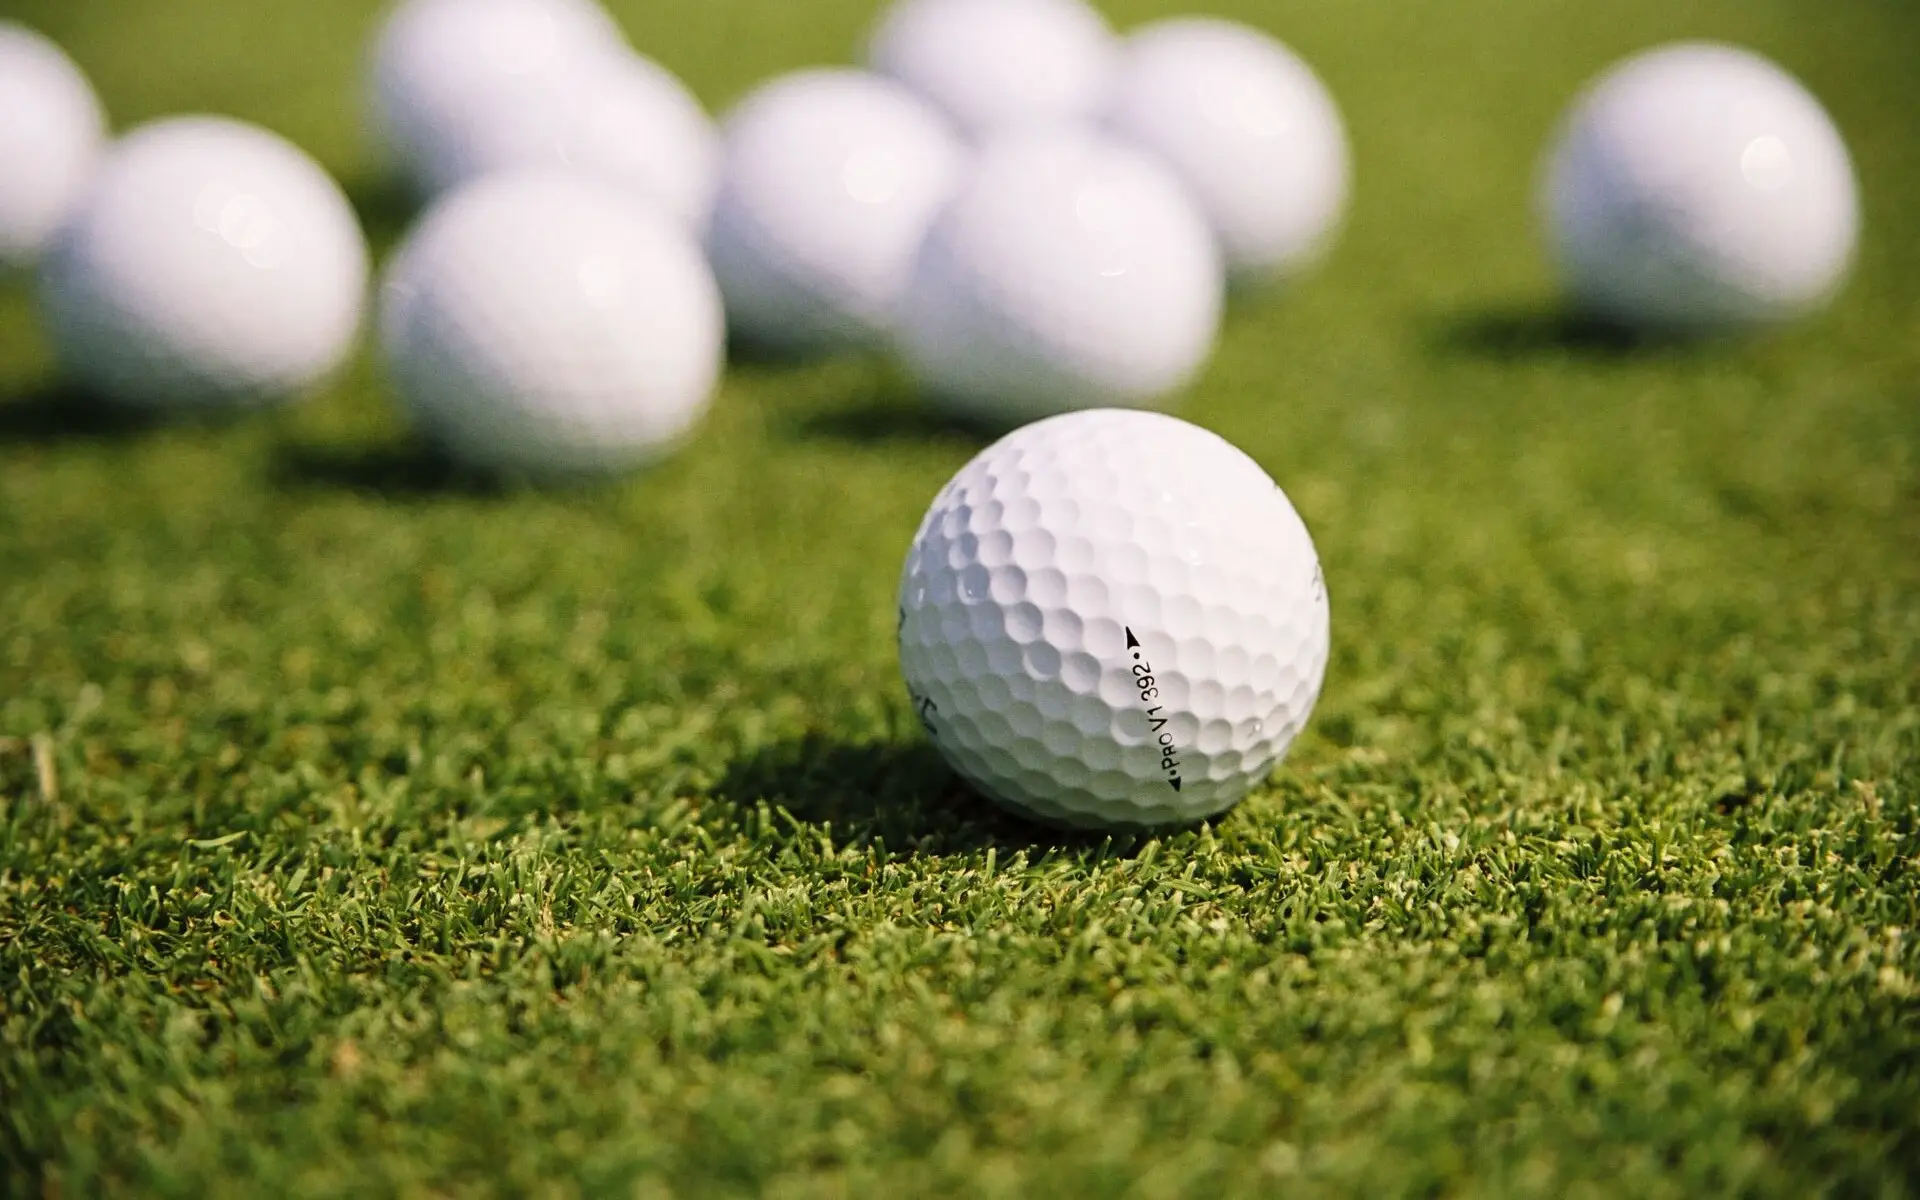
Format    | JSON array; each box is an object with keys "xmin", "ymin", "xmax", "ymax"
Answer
[
  {"xmin": 1542, "ymin": 42, "xmax": 1860, "ymax": 332},
  {"xmin": 379, "ymin": 171, "xmax": 724, "ymax": 475},
  {"xmin": 868, "ymin": 0, "xmax": 1118, "ymax": 139},
  {"xmin": 38, "ymin": 116, "xmax": 369, "ymax": 410},
  {"xmin": 0, "ymin": 22, "xmax": 107, "ymax": 271},
  {"xmin": 1105, "ymin": 17, "xmax": 1350, "ymax": 285},
  {"xmin": 369, "ymin": 0, "xmax": 628, "ymax": 195},
  {"xmin": 899, "ymin": 408, "xmax": 1329, "ymax": 831},
  {"xmin": 706, "ymin": 69, "xmax": 965, "ymax": 355},
  {"xmin": 896, "ymin": 126, "xmax": 1223, "ymax": 424},
  {"xmin": 418, "ymin": 51, "xmax": 718, "ymax": 228}
]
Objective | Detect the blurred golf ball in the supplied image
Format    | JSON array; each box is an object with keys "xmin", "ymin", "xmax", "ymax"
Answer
[
  {"xmin": 379, "ymin": 172, "xmax": 723, "ymax": 475},
  {"xmin": 0, "ymin": 22, "xmax": 107, "ymax": 271},
  {"xmin": 896, "ymin": 126, "xmax": 1223, "ymax": 424},
  {"xmin": 1542, "ymin": 42, "xmax": 1860, "ymax": 332},
  {"xmin": 1105, "ymin": 17, "xmax": 1350, "ymax": 285},
  {"xmin": 868, "ymin": 0, "xmax": 1117, "ymax": 139},
  {"xmin": 898, "ymin": 407, "xmax": 1329, "ymax": 831},
  {"xmin": 413, "ymin": 51, "xmax": 717, "ymax": 228},
  {"xmin": 369, "ymin": 0, "xmax": 628, "ymax": 195},
  {"xmin": 706, "ymin": 69, "xmax": 965, "ymax": 355},
  {"xmin": 39, "ymin": 116, "xmax": 369, "ymax": 410}
]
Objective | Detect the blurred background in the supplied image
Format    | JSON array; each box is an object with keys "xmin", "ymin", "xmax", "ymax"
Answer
[
  {"xmin": 1, "ymin": 0, "xmax": 1915, "ymax": 1191},
  {"xmin": 4, "ymin": 0, "xmax": 1916, "ymax": 371}
]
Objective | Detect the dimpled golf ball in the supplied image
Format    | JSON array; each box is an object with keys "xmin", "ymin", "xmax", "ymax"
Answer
[
  {"xmin": 379, "ymin": 172, "xmax": 723, "ymax": 474},
  {"xmin": 896, "ymin": 126, "xmax": 1223, "ymax": 424},
  {"xmin": 421, "ymin": 51, "xmax": 717, "ymax": 228},
  {"xmin": 0, "ymin": 23, "xmax": 106, "ymax": 271},
  {"xmin": 38, "ymin": 117, "xmax": 369, "ymax": 410},
  {"xmin": 1543, "ymin": 42, "xmax": 1859, "ymax": 332},
  {"xmin": 706, "ymin": 69, "xmax": 965, "ymax": 355},
  {"xmin": 370, "ymin": 0, "xmax": 627, "ymax": 195},
  {"xmin": 868, "ymin": 0, "xmax": 1117, "ymax": 139},
  {"xmin": 1105, "ymin": 17, "xmax": 1349, "ymax": 285},
  {"xmin": 898, "ymin": 408, "xmax": 1329, "ymax": 831}
]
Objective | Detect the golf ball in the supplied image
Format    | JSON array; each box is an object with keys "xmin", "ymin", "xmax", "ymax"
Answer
[
  {"xmin": 1105, "ymin": 18, "xmax": 1350, "ymax": 285},
  {"xmin": 896, "ymin": 126, "xmax": 1223, "ymax": 424},
  {"xmin": 38, "ymin": 117, "xmax": 369, "ymax": 410},
  {"xmin": 868, "ymin": 0, "xmax": 1117, "ymax": 139},
  {"xmin": 1542, "ymin": 42, "xmax": 1859, "ymax": 332},
  {"xmin": 417, "ymin": 51, "xmax": 717, "ymax": 228},
  {"xmin": 706, "ymin": 69, "xmax": 965, "ymax": 355},
  {"xmin": 0, "ymin": 23, "xmax": 106, "ymax": 272},
  {"xmin": 380, "ymin": 172, "xmax": 723, "ymax": 475},
  {"xmin": 369, "ymin": 0, "xmax": 627, "ymax": 195},
  {"xmin": 898, "ymin": 408, "xmax": 1329, "ymax": 831}
]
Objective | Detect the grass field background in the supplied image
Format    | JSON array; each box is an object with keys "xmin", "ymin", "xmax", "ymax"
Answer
[{"xmin": 3, "ymin": 0, "xmax": 1917, "ymax": 1194}]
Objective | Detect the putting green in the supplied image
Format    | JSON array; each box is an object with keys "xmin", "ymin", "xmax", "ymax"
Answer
[{"xmin": 2, "ymin": 0, "xmax": 1915, "ymax": 1193}]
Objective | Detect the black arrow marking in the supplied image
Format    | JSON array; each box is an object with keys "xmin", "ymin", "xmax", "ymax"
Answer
[{"xmin": 1125, "ymin": 627, "xmax": 1140, "ymax": 650}]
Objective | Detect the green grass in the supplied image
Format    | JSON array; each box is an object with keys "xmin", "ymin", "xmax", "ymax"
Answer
[{"xmin": 3, "ymin": 0, "xmax": 1918, "ymax": 1194}]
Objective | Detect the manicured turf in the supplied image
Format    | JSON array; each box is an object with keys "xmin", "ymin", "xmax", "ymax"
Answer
[{"xmin": 3, "ymin": 0, "xmax": 1917, "ymax": 1194}]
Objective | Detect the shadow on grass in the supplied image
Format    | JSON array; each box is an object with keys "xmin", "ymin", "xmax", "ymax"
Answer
[
  {"xmin": 271, "ymin": 439, "xmax": 511, "ymax": 499},
  {"xmin": 0, "ymin": 384, "xmax": 163, "ymax": 445},
  {"xmin": 1431, "ymin": 305, "xmax": 1675, "ymax": 360},
  {"xmin": 722, "ymin": 331, "xmax": 844, "ymax": 370},
  {"xmin": 343, "ymin": 172, "xmax": 422, "ymax": 251},
  {"xmin": 792, "ymin": 399, "xmax": 995, "ymax": 447},
  {"xmin": 721, "ymin": 346, "xmax": 999, "ymax": 448},
  {"xmin": 781, "ymin": 374, "xmax": 1006, "ymax": 448},
  {"xmin": 714, "ymin": 734, "xmax": 1142, "ymax": 858}
]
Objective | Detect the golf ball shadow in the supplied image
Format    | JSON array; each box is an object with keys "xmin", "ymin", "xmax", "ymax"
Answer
[
  {"xmin": 268, "ymin": 437, "xmax": 521, "ymax": 499},
  {"xmin": 0, "ymin": 381, "xmax": 165, "ymax": 444},
  {"xmin": 713, "ymin": 733, "xmax": 1168, "ymax": 855},
  {"xmin": 1430, "ymin": 305, "xmax": 1684, "ymax": 361}
]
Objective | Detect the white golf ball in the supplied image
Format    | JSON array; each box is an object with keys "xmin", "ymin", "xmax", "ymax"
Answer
[
  {"xmin": 1105, "ymin": 18, "xmax": 1350, "ymax": 285},
  {"xmin": 418, "ymin": 51, "xmax": 717, "ymax": 228},
  {"xmin": 38, "ymin": 117, "xmax": 369, "ymax": 411},
  {"xmin": 369, "ymin": 0, "xmax": 628, "ymax": 195},
  {"xmin": 1542, "ymin": 42, "xmax": 1860, "ymax": 332},
  {"xmin": 896, "ymin": 126, "xmax": 1223, "ymax": 424},
  {"xmin": 706, "ymin": 69, "xmax": 965, "ymax": 355},
  {"xmin": 0, "ymin": 23, "xmax": 106, "ymax": 272},
  {"xmin": 868, "ymin": 0, "xmax": 1117, "ymax": 139},
  {"xmin": 380, "ymin": 172, "xmax": 724, "ymax": 475},
  {"xmin": 898, "ymin": 408, "xmax": 1329, "ymax": 831}
]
